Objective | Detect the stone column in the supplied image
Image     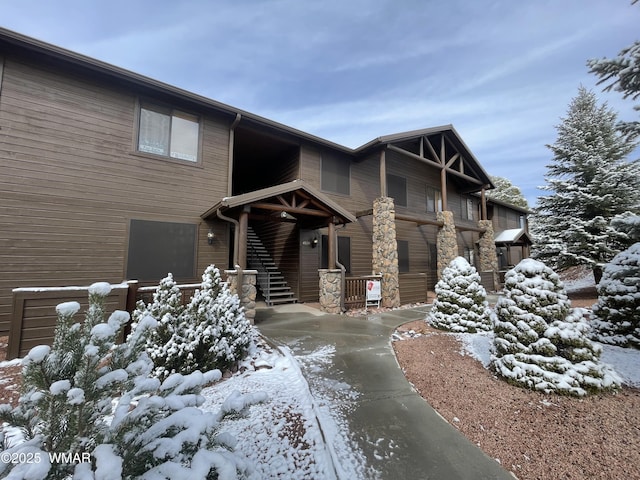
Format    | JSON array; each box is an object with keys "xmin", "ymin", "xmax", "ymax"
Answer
[
  {"xmin": 225, "ymin": 269, "xmax": 257, "ymax": 324},
  {"xmin": 372, "ymin": 197, "xmax": 400, "ymax": 308},
  {"xmin": 319, "ymin": 269, "xmax": 342, "ymax": 314},
  {"xmin": 436, "ymin": 211, "xmax": 458, "ymax": 278},
  {"xmin": 478, "ymin": 219, "xmax": 499, "ymax": 291}
]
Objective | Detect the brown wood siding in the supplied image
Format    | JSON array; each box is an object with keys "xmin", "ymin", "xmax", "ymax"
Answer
[
  {"xmin": 0, "ymin": 56, "xmax": 230, "ymax": 334},
  {"xmin": 299, "ymin": 146, "xmax": 378, "ymax": 280},
  {"xmin": 298, "ymin": 229, "xmax": 320, "ymax": 302},
  {"xmin": 339, "ymin": 217, "xmax": 373, "ymax": 277},
  {"xmin": 386, "ymin": 150, "xmax": 439, "ymax": 215},
  {"xmin": 299, "ymin": 146, "xmax": 379, "ymax": 214},
  {"xmin": 493, "ymin": 205, "xmax": 522, "ymax": 231},
  {"xmin": 399, "ymin": 273, "xmax": 428, "ymax": 304},
  {"xmin": 395, "ymin": 221, "xmax": 439, "ymax": 274}
]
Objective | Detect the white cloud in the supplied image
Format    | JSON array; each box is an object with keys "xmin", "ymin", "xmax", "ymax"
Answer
[{"xmin": 1, "ymin": 0, "xmax": 638, "ymax": 208}]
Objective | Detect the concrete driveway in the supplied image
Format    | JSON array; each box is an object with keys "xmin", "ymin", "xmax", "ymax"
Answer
[{"xmin": 256, "ymin": 304, "xmax": 513, "ymax": 480}]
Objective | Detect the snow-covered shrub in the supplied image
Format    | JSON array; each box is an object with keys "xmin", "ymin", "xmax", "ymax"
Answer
[
  {"xmin": 492, "ymin": 259, "xmax": 620, "ymax": 396},
  {"xmin": 135, "ymin": 265, "xmax": 255, "ymax": 379},
  {"xmin": 427, "ymin": 257, "xmax": 492, "ymax": 332},
  {"xmin": 0, "ymin": 283, "xmax": 248, "ymax": 479},
  {"xmin": 591, "ymin": 242, "xmax": 640, "ymax": 348}
]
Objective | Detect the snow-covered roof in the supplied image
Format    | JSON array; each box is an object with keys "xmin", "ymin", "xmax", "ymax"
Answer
[{"xmin": 494, "ymin": 228, "xmax": 531, "ymax": 244}]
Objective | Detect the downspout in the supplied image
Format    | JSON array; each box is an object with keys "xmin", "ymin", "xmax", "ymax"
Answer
[
  {"xmin": 334, "ymin": 222, "xmax": 347, "ymax": 313},
  {"xmin": 223, "ymin": 113, "xmax": 243, "ymax": 288},
  {"xmin": 217, "ymin": 209, "xmax": 243, "ymax": 288},
  {"xmin": 227, "ymin": 113, "xmax": 241, "ymax": 197}
]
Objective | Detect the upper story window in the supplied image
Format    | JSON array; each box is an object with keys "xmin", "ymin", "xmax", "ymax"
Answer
[
  {"xmin": 387, "ymin": 174, "xmax": 407, "ymax": 207},
  {"xmin": 464, "ymin": 198, "xmax": 475, "ymax": 220},
  {"xmin": 138, "ymin": 103, "xmax": 200, "ymax": 162},
  {"xmin": 426, "ymin": 186, "xmax": 442, "ymax": 213},
  {"xmin": 321, "ymin": 153, "xmax": 350, "ymax": 195}
]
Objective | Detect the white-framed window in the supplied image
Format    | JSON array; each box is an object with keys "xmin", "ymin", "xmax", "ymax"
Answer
[
  {"xmin": 138, "ymin": 103, "xmax": 200, "ymax": 163},
  {"xmin": 426, "ymin": 186, "xmax": 442, "ymax": 212}
]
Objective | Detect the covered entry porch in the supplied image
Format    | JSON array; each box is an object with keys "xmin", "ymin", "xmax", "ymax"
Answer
[{"xmin": 201, "ymin": 180, "xmax": 356, "ymax": 311}]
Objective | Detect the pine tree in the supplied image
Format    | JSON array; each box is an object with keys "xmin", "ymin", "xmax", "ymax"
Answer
[
  {"xmin": 135, "ymin": 265, "xmax": 254, "ymax": 378},
  {"xmin": 486, "ymin": 176, "xmax": 529, "ymax": 209},
  {"xmin": 611, "ymin": 213, "xmax": 640, "ymax": 246},
  {"xmin": 591, "ymin": 242, "xmax": 640, "ymax": 348},
  {"xmin": 427, "ymin": 257, "xmax": 493, "ymax": 333},
  {"xmin": 587, "ymin": 1, "xmax": 640, "ymax": 139},
  {"xmin": 492, "ymin": 259, "xmax": 620, "ymax": 396},
  {"xmin": 0, "ymin": 283, "xmax": 247, "ymax": 479},
  {"xmin": 533, "ymin": 87, "xmax": 640, "ymax": 282}
]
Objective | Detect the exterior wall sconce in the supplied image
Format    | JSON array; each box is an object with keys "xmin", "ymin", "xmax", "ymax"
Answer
[
  {"xmin": 207, "ymin": 229, "xmax": 216, "ymax": 245},
  {"xmin": 302, "ymin": 237, "xmax": 319, "ymax": 248}
]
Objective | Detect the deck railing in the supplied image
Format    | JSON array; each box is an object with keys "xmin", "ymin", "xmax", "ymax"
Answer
[{"xmin": 344, "ymin": 275, "xmax": 382, "ymax": 309}]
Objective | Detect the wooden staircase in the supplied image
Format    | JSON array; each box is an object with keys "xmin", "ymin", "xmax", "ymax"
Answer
[{"xmin": 247, "ymin": 227, "xmax": 298, "ymax": 306}]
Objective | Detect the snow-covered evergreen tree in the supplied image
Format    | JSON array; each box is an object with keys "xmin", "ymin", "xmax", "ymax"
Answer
[
  {"xmin": 533, "ymin": 87, "xmax": 640, "ymax": 283},
  {"xmin": 135, "ymin": 265, "xmax": 254, "ymax": 379},
  {"xmin": 611, "ymin": 213, "xmax": 640, "ymax": 246},
  {"xmin": 588, "ymin": 1, "xmax": 640, "ymax": 139},
  {"xmin": 591, "ymin": 242, "xmax": 640, "ymax": 348},
  {"xmin": 0, "ymin": 283, "xmax": 249, "ymax": 479},
  {"xmin": 427, "ymin": 257, "xmax": 492, "ymax": 333},
  {"xmin": 492, "ymin": 259, "xmax": 620, "ymax": 396},
  {"xmin": 486, "ymin": 175, "xmax": 529, "ymax": 209}
]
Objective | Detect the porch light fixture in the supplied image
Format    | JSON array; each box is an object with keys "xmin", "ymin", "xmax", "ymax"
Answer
[
  {"xmin": 311, "ymin": 238, "xmax": 318, "ymax": 248},
  {"xmin": 279, "ymin": 211, "xmax": 297, "ymax": 221},
  {"xmin": 207, "ymin": 229, "xmax": 216, "ymax": 245}
]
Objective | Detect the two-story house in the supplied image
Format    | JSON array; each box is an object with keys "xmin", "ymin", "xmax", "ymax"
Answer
[{"xmin": 0, "ymin": 28, "xmax": 531, "ymax": 338}]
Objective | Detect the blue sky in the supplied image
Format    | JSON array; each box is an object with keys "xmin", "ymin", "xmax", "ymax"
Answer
[{"xmin": 2, "ymin": 0, "xmax": 638, "ymax": 206}]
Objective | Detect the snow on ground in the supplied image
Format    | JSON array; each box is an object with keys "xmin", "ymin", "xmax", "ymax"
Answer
[
  {"xmin": 560, "ymin": 265, "xmax": 596, "ymax": 292},
  {"xmin": 457, "ymin": 332, "xmax": 640, "ymax": 388},
  {"xmin": 200, "ymin": 337, "xmax": 370, "ymax": 479}
]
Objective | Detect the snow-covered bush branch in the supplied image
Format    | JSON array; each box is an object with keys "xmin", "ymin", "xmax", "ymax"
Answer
[
  {"xmin": 0, "ymin": 282, "xmax": 249, "ymax": 479},
  {"xmin": 591, "ymin": 242, "xmax": 640, "ymax": 349},
  {"xmin": 133, "ymin": 265, "xmax": 255, "ymax": 379}
]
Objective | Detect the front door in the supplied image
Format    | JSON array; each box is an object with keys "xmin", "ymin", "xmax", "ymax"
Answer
[{"xmin": 298, "ymin": 229, "xmax": 320, "ymax": 302}]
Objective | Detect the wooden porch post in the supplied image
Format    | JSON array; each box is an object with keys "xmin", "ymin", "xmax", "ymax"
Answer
[
  {"xmin": 238, "ymin": 207, "xmax": 249, "ymax": 269},
  {"xmin": 481, "ymin": 186, "xmax": 487, "ymax": 220},
  {"xmin": 327, "ymin": 220, "xmax": 336, "ymax": 269},
  {"xmin": 379, "ymin": 149, "xmax": 387, "ymax": 197},
  {"xmin": 440, "ymin": 167, "xmax": 448, "ymax": 211}
]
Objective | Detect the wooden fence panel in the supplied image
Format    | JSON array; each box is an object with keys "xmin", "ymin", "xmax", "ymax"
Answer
[
  {"xmin": 8, "ymin": 282, "xmax": 204, "ymax": 360},
  {"xmin": 8, "ymin": 284, "xmax": 129, "ymax": 360}
]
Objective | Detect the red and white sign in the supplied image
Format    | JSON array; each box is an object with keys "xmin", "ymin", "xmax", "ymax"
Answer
[{"xmin": 366, "ymin": 280, "xmax": 381, "ymax": 301}]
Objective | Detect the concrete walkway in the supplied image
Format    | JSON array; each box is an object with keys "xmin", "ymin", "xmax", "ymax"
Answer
[{"xmin": 256, "ymin": 304, "xmax": 513, "ymax": 480}]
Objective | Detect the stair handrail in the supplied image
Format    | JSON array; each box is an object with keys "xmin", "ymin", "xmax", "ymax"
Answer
[{"xmin": 247, "ymin": 241, "xmax": 272, "ymax": 304}]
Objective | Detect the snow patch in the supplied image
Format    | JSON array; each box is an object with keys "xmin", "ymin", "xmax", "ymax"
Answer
[
  {"xmin": 56, "ymin": 301, "xmax": 81, "ymax": 317},
  {"xmin": 88, "ymin": 282, "xmax": 112, "ymax": 297}
]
